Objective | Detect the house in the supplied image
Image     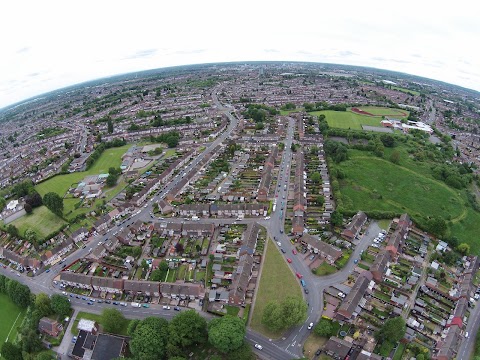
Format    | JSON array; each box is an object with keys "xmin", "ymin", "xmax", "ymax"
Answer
[
  {"xmin": 91, "ymin": 276, "xmax": 124, "ymax": 294},
  {"xmin": 341, "ymin": 211, "xmax": 367, "ymax": 241},
  {"xmin": 433, "ymin": 325, "xmax": 463, "ymax": 360},
  {"xmin": 323, "ymin": 336, "xmax": 352, "ymax": 360},
  {"xmin": 124, "ymin": 280, "xmax": 160, "ymax": 297},
  {"xmin": 72, "ymin": 330, "xmax": 126, "ymax": 360},
  {"xmin": 356, "ymin": 351, "xmax": 383, "ymax": 360},
  {"xmin": 77, "ymin": 319, "xmax": 98, "ymax": 334},
  {"xmin": 370, "ymin": 250, "xmax": 390, "ymax": 282},
  {"xmin": 60, "ymin": 271, "xmax": 92, "ymax": 290},
  {"xmin": 71, "ymin": 227, "xmax": 89, "ymax": 243},
  {"xmin": 38, "ymin": 317, "xmax": 62, "ymax": 337},
  {"xmin": 337, "ymin": 273, "xmax": 371, "ymax": 320},
  {"xmin": 94, "ymin": 214, "xmax": 111, "ymax": 233},
  {"xmin": 300, "ymin": 234, "xmax": 342, "ymax": 264},
  {"xmin": 229, "ymin": 254, "xmax": 255, "ymax": 306}
]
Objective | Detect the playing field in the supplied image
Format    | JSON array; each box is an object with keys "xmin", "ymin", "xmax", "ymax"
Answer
[
  {"xmin": 311, "ymin": 110, "xmax": 382, "ymax": 130},
  {"xmin": 36, "ymin": 144, "xmax": 130, "ymax": 197},
  {"xmin": 250, "ymin": 238, "xmax": 303, "ymax": 338},
  {"xmin": 354, "ymin": 106, "xmax": 409, "ymax": 117},
  {"xmin": 0, "ymin": 294, "xmax": 26, "ymax": 352},
  {"xmin": 11, "ymin": 205, "xmax": 67, "ymax": 238}
]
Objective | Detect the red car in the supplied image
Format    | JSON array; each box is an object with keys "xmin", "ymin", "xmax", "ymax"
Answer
[
  {"xmin": 292, "ymin": 249, "xmax": 297, "ymax": 255},
  {"xmin": 296, "ymin": 273, "xmax": 303, "ymax": 279},
  {"xmin": 287, "ymin": 258, "xmax": 292, "ymax": 263}
]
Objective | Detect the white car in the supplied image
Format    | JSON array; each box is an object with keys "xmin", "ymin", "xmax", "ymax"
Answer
[
  {"xmin": 163, "ymin": 305, "xmax": 171, "ymax": 310},
  {"xmin": 307, "ymin": 322, "xmax": 314, "ymax": 330},
  {"xmin": 338, "ymin": 292, "xmax": 346, "ymax": 298},
  {"xmin": 254, "ymin": 344, "xmax": 263, "ymax": 350},
  {"xmin": 264, "ymin": 216, "xmax": 270, "ymax": 220},
  {"xmin": 277, "ymin": 241, "xmax": 281, "ymax": 246}
]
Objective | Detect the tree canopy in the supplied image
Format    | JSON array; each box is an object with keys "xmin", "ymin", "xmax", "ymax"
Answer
[
  {"xmin": 101, "ymin": 308, "xmax": 126, "ymax": 334},
  {"xmin": 262, "ymin": 296, "xmax": 307, "ymax": 332},
  {"xmin": 208, "ymin": 315, "xmax": 246, "ymax": 353},
  {"xmin": 51, "ymin": 294, "xmax": 72, "ymax": 317},
  {"xmin": 43, "ymin": 192, "xmax": 64, "ymax": 216},
  {"xmin": 169, "ymin": 310, "xmax": 207, "ymax": 348},
  {"xmin": 375, "ymin": 316, "xmax": 406, "ymax": 344},
  {"xmin": 130, "ymin": 317, "xmax": 169, "ymax": 360}
]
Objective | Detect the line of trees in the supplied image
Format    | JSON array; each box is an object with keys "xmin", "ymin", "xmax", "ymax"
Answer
[{"xmin": 86, "ymin": 138, "xmax": 127, "ymax": 169}]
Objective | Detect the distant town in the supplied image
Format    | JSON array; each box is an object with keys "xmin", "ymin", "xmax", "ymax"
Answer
[{"xmin": 0, "ymin": 62, "xmax": 479, "ymax": 360}]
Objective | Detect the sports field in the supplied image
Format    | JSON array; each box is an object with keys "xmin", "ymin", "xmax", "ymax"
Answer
[
  {"xmin": 36, "ymin": 144, "xmax": 130, "ymax": 197},
  {"xmin": 312, "ymin": 107, "xmax": 409, "ymax": 130},
  {"xmin": 11, "ymin": 205, "xmax": 67, "ymax": 238},
  {"xmin": 0, "ymin": 294, "xmax": 26, "ymax": 354},
  {"xmin": 250, "ymin": 238, "xmax": 303, "ymax": 338}
]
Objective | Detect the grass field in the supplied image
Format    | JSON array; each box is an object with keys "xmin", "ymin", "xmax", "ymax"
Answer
[
  {"xmin": 391, "ymin": 86, "xmax": 420, "ymax": 96},
  {"xmin": 250, "ymin": 238, "xmax": 303, "ymax": 338},
  {"xmin": 303, "ymin": 334, "xmax": 327, "ymax": 360},
  {"xmin": 71, "ymin": 311, "xmax": 130, "ymax": 336},
  {"xmin": 11, "ymin": 205, "xmax": 67, "ymax": 238},
  {"xmin": 0, "ymin": 294, "xmax": 26, "ymax": 355},
  {"xmin": 36, "ymin": 144, "xmax": 131, "ymax": 197},
  {"xmin": 311, "ymin": 107, "xmax": 408, "ymax": 130}
]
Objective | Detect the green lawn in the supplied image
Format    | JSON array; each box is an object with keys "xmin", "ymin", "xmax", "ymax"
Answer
[
  {"xmin": 36, "ymin": 144, "xmax": 130, "ymax": 197},
  {"xmin": 71, "ymin": 311, "xmax": 130, "ymax": 336},
  {"xmin": 250, "ymin": 238, "xmax": 303, "ymax": 338},
  {"xmin": 450, "ymin": 207, "xmax": 480, "ymax": 254},
  {"xmin": 336, "ymin": 156, "xmax": 464, "ymax": 221},
  {"xmin": 10, "ymin": 206, "xmax": 67, "ymax": 238},
  {"xmin": 391, "ymin": 86, "xmax": 420, "ymax": 96},
  {"xmin": 314, "ymin": 262, "xmax": 337, "ymax": 276},
  {"xmin": 0, "ymin": 294, "xmax": 26, "ymax": 354},
  {"xmin": 163, "ymin": 149, "xmax": 177, "ymax": 159},
  {"xmin": 311, "ymin": 107, "xmax": 408, "ymax": 130},
  {"xmin": 377, "ymin": 219, "xmax": 391, "ymax": 230}
]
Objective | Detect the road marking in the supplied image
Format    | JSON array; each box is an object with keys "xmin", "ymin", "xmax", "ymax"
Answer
[{"xmin": 5, "ymin": 312, "xmax": 22, "ymax": 342}]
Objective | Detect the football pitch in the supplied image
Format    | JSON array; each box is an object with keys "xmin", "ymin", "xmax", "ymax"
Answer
[{"xmin": 0, "ymin": 294, "xmax": 25, "ymax": 355}]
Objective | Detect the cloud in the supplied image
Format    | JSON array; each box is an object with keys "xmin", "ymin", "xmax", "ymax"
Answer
[
  {"xmin": 16, "ymin": 47, "xmax": 30, "ymax": 54},
  {"xmin": 170, "ymin": 49, "xmax": 206, "ymax": 55},
  {"xmin": 338, "ymin": 50, "xmax": 358, "ymax": 57},
  {"xmin": 264, "ymin": 49, "xmax": 279, "ymax": 53},
  {"xmin": 28, "ymin": 72, "xmax": 41, "ymax": 77},
  {"xmin": 124, "ymin": 48, "xmax": 157, "ymax": 60}
]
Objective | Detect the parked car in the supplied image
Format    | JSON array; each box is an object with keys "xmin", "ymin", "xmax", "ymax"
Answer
[
  {"xmin": 304, "ymin": 288, "xmax": 309, "ymax": 294},
  {"xmin": 142, "ymin": 304, "xmax": 150, "ymax": 308},
  {"xmin": 292, "ymin": 249, "xmax": 297, "ymax": 255},
  {"xmin": 163, "ymin": 305, "xmax": 171, "ymax": 310},
  {"xmin": 338, "ymin": 292, "xmax": 346, "ymax": 298},
  {"xmin": 281, "ymin": 248, "xmax": 286, "ymax": 254},
  {"xmin": 72, "ymin": 336, "xmax": 77, "ymax": 344},
  {"xmin": 112, "ymin": 301, "xmax": 119, "ymax": 305},
  {"xmin": 296, "ymin": 273, "xmax": 303, "ymax": 279},
  {"xmin": 254, "ymin": 344, "xmax": 263, "ymax": 350},
  {"xmin": 354, "ymin": 259, "xmax": 359, "ymax": 264},
  {"xmin": 315, "ymin": 349, "xmax": 322, "ymax": 356},
  {"xmin": 87, "ymin": 302, "xmax": 93, "ymax": 305},
  {"xmin": 287, "ymin": 258, "xmax": 292, "ymax": 263},
  {"xmin": 105, "ymin": 300, "xmax": 111, "ymax": 304},
  {"xmin": 307, "ymin": 322, "xmax": 314, "ymax": 330},
  {"xmin": 174, "ymin": 306, "xmax": 181, "ymax": 311}
]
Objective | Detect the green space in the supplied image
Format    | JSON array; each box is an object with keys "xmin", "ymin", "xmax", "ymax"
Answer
[
  {"xmin": 10, "ymin": 205, "xmax": 67, "ymax": 238},
  {"xmin": 313, "ymin": 262, "xmax": 337, "ymax": 276},
  {"xmin": 450, "ymin": 208, "xmax": 480, "ymax": 254},
  {"xmin": 250, "ymin": 238, "xmax": 303, "ymax": 338},
  {"xmin": 303, "ymin": 334, "xmax": 327, "ymax": 360},
  {"xmin": 311, "ymin": 107, "xmax": 408, "ymax": 130},
  {"xmin": 391, "ymin": 86, "xmax": 421, "ymax": 96},
  {"xmin": 335, "ymin": 154, "xmax": 464, "ymax": 221},
  {"xmin": 36, "ymin": 144, "xmax": 131, "ymax": 197},
  {"xmin": 377, "ymin": 219, "xmax": 391, "ymax": 230},
  {"xmin": 163, "ymin": 149, "xmax": 177, "ymax": 159},
  {"xmin": 71, "ymin": 311, "xmax": 130, "ymax": 336},
  {"xmin": 311, "ymin": 110, "xmax": 381, "ymax": 130},
  {"xmin": 0, "ymin": 294, "xmax": 26, "ymax": 355}
]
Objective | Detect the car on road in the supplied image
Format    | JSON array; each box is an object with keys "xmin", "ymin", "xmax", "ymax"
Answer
[
  {"xmin": 105, "ymin": 300, "xmax": 111, "ymax": 304},
  {"xmin": 315, "ymin": 349, "xmax": 322, "ymax": 356},
  {"xmin": 354, "ymin": 259, "xmax": 359, "ymax": 264},
  {"xmin": 174, "ymin": 306, "xmax": 181, "ymax": 311},
  {"xmin": 304, "ymin": 288, "xmax": 309, "ymax": 294},
  {"xmin": 163, "ymin": 305, "xmax": 171, "ymax": 310},
  {"xmin": 280, "ymin": 229, "xmax": 283, "ymax": 233},
  {"xmin": 264, "ymin": 216, "xmax": 270, "ymax": 220},
  {"xmin": 112, "ymin": 301, "xmax": 119, "ymax": 305},
  {"xmin": 466, "ymin": 332, "xmax": 469, "ymax": 338},
  {"xmin": 281, "ymin": 248, "xmax": 286, "ymax": 254},
  {"xmin": 287, "ymin": 258, "xmax": 292, "ymax": 263},
  {"xmin": 277, "ymin": 241, "xmax": 281, "ymax": 246},
  {"xmin": 307, "ymin": 322, "xmax": 314, "ymax": 330},
  {"xmin": 142, "ymin": 304, "xmax": 150, "ymax": 308},
  {"xmin": 87, "ymin": 302, "xmax": 93, "ymax": 305},
  {"xmin": 296, "ymin": 273, "xmax": 303, "ymax": 279},
  {"xmin": 338, "ymin": 292, "xmax": 346, "ymax": 298},
  {"xmin": 45, "ymin": 269, "xmax": 50, "ymax": 273},
  {"xmin": 292, "ymin": 249, "xmax": 297, "ymax": 255},
  {"xmin": 72, "ymin": 336, "xmax": 77, "ymax": 344},
  {"xmin": 254, "ymin": 344, "xmax": 263, "ymax": 350}
]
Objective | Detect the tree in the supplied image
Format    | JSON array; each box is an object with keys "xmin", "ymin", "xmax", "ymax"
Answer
[
  {"xmin": 314, "ymin": 319, "xmax": 335, "ymax": 337},
  {"xmin": 25, "ymin": 191, "xmax": 43, "ymax": 208},
  {"xmin": 1, "ymin": 342, "xmax": 23, "ymax": 360},
  {"xmin": 262, "ymin": 301, "xmax": 284, "ymax": 331},
  {"xmin": 175, "ymin": 242, "xmax": 184, "ymax": 254},
  {"xmin": 426, "ymin": 217, "xmax": 447, "ymax": 238},
  {"xmin": 107, "ymin": 118, "xmax": 114, "ymax": 133},
  {"xmin": 21, "ymin": 328, "xmax": 42, "ymax": 353},
  {"xmin": 169, "ymin": 310, "xmax": 207, "ymax": 348},
  {"xmin": 229, "ymin": 342, "xmax": 255, "ymax": 360},
  {"xmin": 390, "ymin": 150, "xmax": 401, "ymax": 164},
  {"xmin": 457, "ymin": 243, "xmax": 470, "ymax": 255},
  {"xmin": 279, "ymin": 296, "xmax": 307, "ymax": 328},
  {"xmin": 35, "ymin": 352, "xmax": 55, "ymax": 360},
  {"xmin": 101, "ymin": 308, "xmax": 126, "ymax": 334},
  {"xmin": 311, "ymin": 172, "xmax": 321, "ymax": 184},
  {"xmin": 43, "ymin": 192, "xmax": 64, "ymax": 216},
  {"xmin": 35, "ymin": 293, "xmax": 52, "ymax": 317},
  {"xmin": 375, "ymin": 316, "xmax": 406, "ymax": 344},
  {"xmin": 130, "ymin": 317, "xmax": 169, "ymax": 360},
  {"xmin": 24, "ymin": 228, "xmax": 38, "ymax": 244},
  {"xmin": 127, "ymin": 319, "xmax": 141, "ymax": 336},
  {"xmin": 24, "ymin": 203, "xmax": 33, "ymax": 214},
  {"xmin": 208, "ymin": 315, "xmax": 246, "ymax": 353},
  {"xmin": 331, "ymin": 210, "xmax": 343, "ymax": 227},
  {"xmin": 6, "ymin": 224, "xmax": 19, "ymax": 238},
  {"xmin": 50, "ymin": 294, "xmax": 71, "ymax": 317},
  {"xmin": 380, "ymin": 134, "xmax": 395, "ymax": 147},
  {"xmin": 106, "ymin": 174, "xmax": 118, "ymax": 187}
]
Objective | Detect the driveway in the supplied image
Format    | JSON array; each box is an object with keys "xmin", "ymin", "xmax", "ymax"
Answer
[{"xmin": 55, "ymin": 309, "xmax": 78, "ymax": 360}]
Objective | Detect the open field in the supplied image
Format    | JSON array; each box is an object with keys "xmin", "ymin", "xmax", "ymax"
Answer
[
  {"xmin": 0, "ymin": 294, "xmax": 26, "ymax": 355},
  {"xmin": 250, "ymin": 238, "xmax": 303, "ymax": 338},
  {"xmin": 391, "ymin": 86, "xmax": 420, "ymax": 96},
  {"xmin": 11, "ymin": 205, "xmax": 67, "ymax": 238},
  {"xmin": 333, "ymin": 148, "xmax": 480, "ymax": 252},
  {"xmin": 311, "ymin": 110, "xmax": 382, "ymax": 130},
  {"xmin": 303, "ymin": 334, "xmax": 327, "ymax": 360},
  {"xmin": 36, "ymin": 144, "xmax": 131, "ymax": 197},
  {"xmin": 311, "ymin": 107, "xmax": 409, "ymax": 130}
]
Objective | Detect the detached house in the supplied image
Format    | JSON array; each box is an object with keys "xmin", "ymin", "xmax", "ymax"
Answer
[
  {"xmin": 341, "ymin": 211, "xmax": 367, "ymax": 241},
  {"xmin": 38, "ymin": 317, "xmax": 62, "ymax": 337}
]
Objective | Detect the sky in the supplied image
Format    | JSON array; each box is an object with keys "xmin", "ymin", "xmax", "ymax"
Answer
[{"xmin": 1, "ymin": 0, "xmax": 479, "ymax": 109}]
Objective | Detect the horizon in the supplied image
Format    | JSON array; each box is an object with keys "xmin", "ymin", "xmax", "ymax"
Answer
[{"xmin": 1, "ymin": 0, "xmax": 479, "ymax": 109}]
